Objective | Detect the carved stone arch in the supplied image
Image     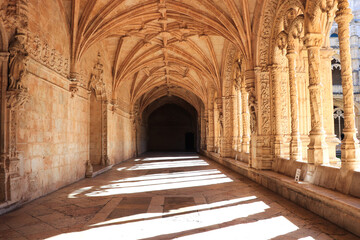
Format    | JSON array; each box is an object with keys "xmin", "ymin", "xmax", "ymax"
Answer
[
  {"xmin": 304, "ymin": 0, "xmax": 337, "ymax": 37},
  {"xmin": 269, "ymin": 0, "xmax": 305, "ymax": 66}
]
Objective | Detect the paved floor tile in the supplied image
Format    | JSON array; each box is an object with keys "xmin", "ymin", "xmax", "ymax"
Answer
[{"xmin": 0, "ymin": 152, "xmax": 358, "ymax": 240}]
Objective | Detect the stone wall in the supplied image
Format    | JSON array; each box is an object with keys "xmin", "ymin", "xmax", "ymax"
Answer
[
  {"xmin": 16, "ymin": 61, "xmax": 89, "ymax": 201},
  {"xmin": 107, "ymin": 108, "xmax": 134, "ymax": 164}
]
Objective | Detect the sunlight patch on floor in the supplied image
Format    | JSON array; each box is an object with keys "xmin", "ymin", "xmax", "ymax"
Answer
[
  {"xmin": 174, "ymin": 216, "xmax": 298, "ymax": 240},
  {"xmin": 90, "ymin": 196, "xmax": 257, "ymax": 227},
  {"xmin": 127, "ymin": 160, "xmax": 209, "ymax": 170},
  {"xmin": 111, "ymin": 169, "xmax": 222, "ymax": 183},
  {"xmin": 142, "ymin": 156, "xmax": 200, "ymax": 161},
  {"xmin": 85, "ymin": 175, "xmax": 232, "ymax": 196},
  {"xmin": 47, "ymin": 200, "xmax": 270, "ymax": 240},
  {"xmin": 67, "ymin": 186, "xmax": 93, "ymax": 199}
]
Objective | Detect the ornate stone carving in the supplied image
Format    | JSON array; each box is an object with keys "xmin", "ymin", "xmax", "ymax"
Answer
[
  {"xmin": 8, "ymin": 30, "xmax": 28, "ymax": 90},
  {"xmin": 6, "ymin": 88, "xmax": 28, "ymax": 109},
  {"xmin": 260, "ymin": 71, "xmax": 270, "ymax": 136},
  {"xmin": 0, "ymin": 0, "xmax": 28, "ymax": 33},
  {"xmin": 69, "ymin": 82, "xmax": 79, "ymax": 98},
  {"xmin": 241, "ymin": 86, "xmax": 250, "ymax": 153},
  {"xmin": 26, "ymin": 33, "xmax": 69, "ymax": 78},
  {"xmin": 248, "ymin": 90, "xmax": 257, "ymax": 134},
  {"xmin": 303, "ymin": 32, "xmax": 329, "ymax": 165},
  {"xmin": 89, "ymin": 53, "xmax": 107, "ymax": 100},
  {"xmin": 259, "ymin": 0, "xmax": 279, "ymax": 69}
]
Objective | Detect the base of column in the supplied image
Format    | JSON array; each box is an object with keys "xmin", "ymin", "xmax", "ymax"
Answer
[
  {"xmin": 242, "ymin": 136, "xmax": 250, "ymax": 153},
  {"xmin": 307, "ymin": 130, "xmax": 329, "ymax": 165},
  {"xmin": 307, "ymin": 145, "xmax": 329, "ymax": 165},
  {"xmin": 274, "ymin": 136, "xmax": 288, "ymax": 159},
  {"xmin": 290, "ymin": 136, "xmax": 302, "ymax": 161},
  {"xmin": 341, "ymin": 133, "xmax": 360, "ymax": 169}
]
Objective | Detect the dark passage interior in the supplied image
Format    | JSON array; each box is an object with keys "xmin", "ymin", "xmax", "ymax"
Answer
[{"xmin": 147, "ymin": 103, "xmax": 197, "ymax": 151}]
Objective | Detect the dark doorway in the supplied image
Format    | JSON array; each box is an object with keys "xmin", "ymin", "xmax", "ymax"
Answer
[
  {"xmin": 185, "ymin": 132, "xmax": 195, "ymax": 151},
  {"xmin": 147, "ymin": 103, "xmax": 197, "ymax": 151}
]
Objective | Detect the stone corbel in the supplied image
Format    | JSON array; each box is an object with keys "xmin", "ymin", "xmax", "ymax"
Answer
[
  {"xmin": 110, "ymin": 99, "xmax": 118, "ymax": 113},
  {"xmin": 6, "ymin": 88, "xmax": 29, "ymax": 109},
  {"xmin": 69, "ymin": 81, "xmax": 79, "ymax": 98}
]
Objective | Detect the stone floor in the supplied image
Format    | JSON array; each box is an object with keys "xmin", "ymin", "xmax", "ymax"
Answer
[{"xmin": 0, "ymin": 153, "xmax": 359, "ymax": 240}]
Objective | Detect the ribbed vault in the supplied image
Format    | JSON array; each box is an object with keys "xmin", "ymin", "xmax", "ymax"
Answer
[{"xmin": 70, "ymin": 0, "xmax": 259, "ymax": 108}]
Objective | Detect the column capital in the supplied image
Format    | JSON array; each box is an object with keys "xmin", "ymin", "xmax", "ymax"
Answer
[
  {"xmin": 303, "ymin": 33, "xmax": 323, "ymax": 48},
  {"xmin": 286, "ymin": 50, "xmax": 297, "ymax": 59},
  {"xmin": 320, "ymin": 47, "xmax": 337, "ymax": 60},
  {"xmin": 245, "ymin": 68, "xmax": 255, "ymax": 91}
]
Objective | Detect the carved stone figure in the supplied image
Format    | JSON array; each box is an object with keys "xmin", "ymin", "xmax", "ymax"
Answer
[
  {"xmin": 8, "ymin": 32, "xmax": 28, "ymax": 90},
  {"xmin": 249, "ymin": 92, "xmax": 257, "ymax": 134}
]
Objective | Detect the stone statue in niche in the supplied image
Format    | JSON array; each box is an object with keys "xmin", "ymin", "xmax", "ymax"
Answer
[
  {"xmin": 8, "ymin": 31, "xmax": 28, "ymax": 90},
  {"xmin": 249, "ymin": 92, "xmax": 257, "ymax": 134}
]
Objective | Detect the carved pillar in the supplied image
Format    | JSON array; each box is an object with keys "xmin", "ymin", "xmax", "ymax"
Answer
[
  {"xmin": 237, "ymin": 90, "xmax": 242, "ymax": 151},
  {"xmin": 222, "ymin": 95, "xmax": 234, "ymax": 158},
  {"xmin": 321, "ymin": 48, "xmax": 340, "ymax": 164},
  {"xmin": 131, "ymin": 113, "xmax": 138, "ymax": 158},
  {"xmin": 201, "ymin": 109, "xmax": 207, "ymax": 150},
  {"xmin": 335, "ymin": 0, "xmax": 360, "ymax": 169},
  {"xmin": 304, "ymin": 33, "xmax": 329, "ymax": 165},
  {"xmin": 232, "ymin": 91, "xmax": 238, "ymax": 153},
  {"xmin": 0, "ymin": 52, "xmax": 9, "ymax": 202},
  {"xmin": 287, "ymin": 50, "xmax": 302, "ymax": 161},
  {"xmin": 241, "ymin": 85, "xmax": 250, "ymax": 153},
  {"xmin": 272, "ymin": 64, "xmax": 287, "ymax": 158},
  {"xmin": 101, "ymin": 100, "xmax": 109, "ymax": 165},
  {"xmin": 207, "ymin": 108, "xmax": 214, "ymax": 152},
  {"xmin": 215, "ymin": 98, "xmax": 223, "ymax": 154}
]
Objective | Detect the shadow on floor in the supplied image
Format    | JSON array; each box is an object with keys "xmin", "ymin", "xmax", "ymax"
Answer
[{"xmin": 0, "ymin": 152, "xmax": 357, "ymax": 240}]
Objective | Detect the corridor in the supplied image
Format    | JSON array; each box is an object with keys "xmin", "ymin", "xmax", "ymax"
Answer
[{"xmin": 0, "ymin": 153, "xmax": 357, "ymax": 240}]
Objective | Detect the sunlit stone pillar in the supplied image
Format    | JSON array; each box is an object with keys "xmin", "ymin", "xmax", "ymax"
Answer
[
  {"xmin": 241, "ymin": 85, "xmax": 250, "ymax": 153},
  {"xmin": 335, "ymin": 0, "xmax": 360, "ymax": 169},
  {"xmin": 287, "ymin": 50, "xmax": 302, "ymax": 161},
  {"xmin": 304, "ymin": 33, "xmax": 329, "ymax": 165},
  {"xmin": 272, "ymin": 64, "xmax": 287, "ymax": 158}
]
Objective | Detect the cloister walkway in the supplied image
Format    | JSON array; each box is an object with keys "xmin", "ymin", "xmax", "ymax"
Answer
[{"xmin": 0, "ymin": 153, "xmax": 358, "ymax": 240}]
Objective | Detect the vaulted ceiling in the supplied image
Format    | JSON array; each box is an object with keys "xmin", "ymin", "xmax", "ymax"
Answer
[{"xmin": 69, "ymin": 0, "xmax": 259, "ymax": 110}]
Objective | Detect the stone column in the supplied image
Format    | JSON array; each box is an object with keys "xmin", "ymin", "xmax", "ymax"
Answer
[
  {"xmin": 241, "ymin": 85, "xmax": 250, "ymax": 153},
  {"xmin": 304, "ymin": 33, "xmax": 329, "ymax": 165},
  {"xmin": 215, "ymin": 98, "xmax": 223, "ymax": 154},
  {"xmin": 237, "ymin": 89, "xmax": 243, "ymax": 152},
  {"xmin": 0, "ymin": 52, "xmax": 9, "ymax": 202},
  {"xmin": 232, "ymin": 93, "xmax": 238, "ymax": 154},
  {"xmin": 221, "ymin": 95, "xmax": 234, "ymax": 158},
  {"xmin": 272, "ymin": 64, "xmax": 287, "ymax": 158},
  {"xmin": 287, "ymin": 50, "xmax": 302, "ymax": 161},
  {"xmin": 201, "ymin": 110, "xmax": 207, "ymax": 150},
  {"xmin": 321, "ymin": 48, "xmax": 340, "ymax": 164},
  {"xmin": 335, "ymin": 0, "xmax": 360, "ymax": 169},
  {"xmin": 102, "ymin": 101, "xmax": 110, "ymax": 165},
  {"xmin": 207, "ymin": 108, "xmax": 215, "ymax": 152}
]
